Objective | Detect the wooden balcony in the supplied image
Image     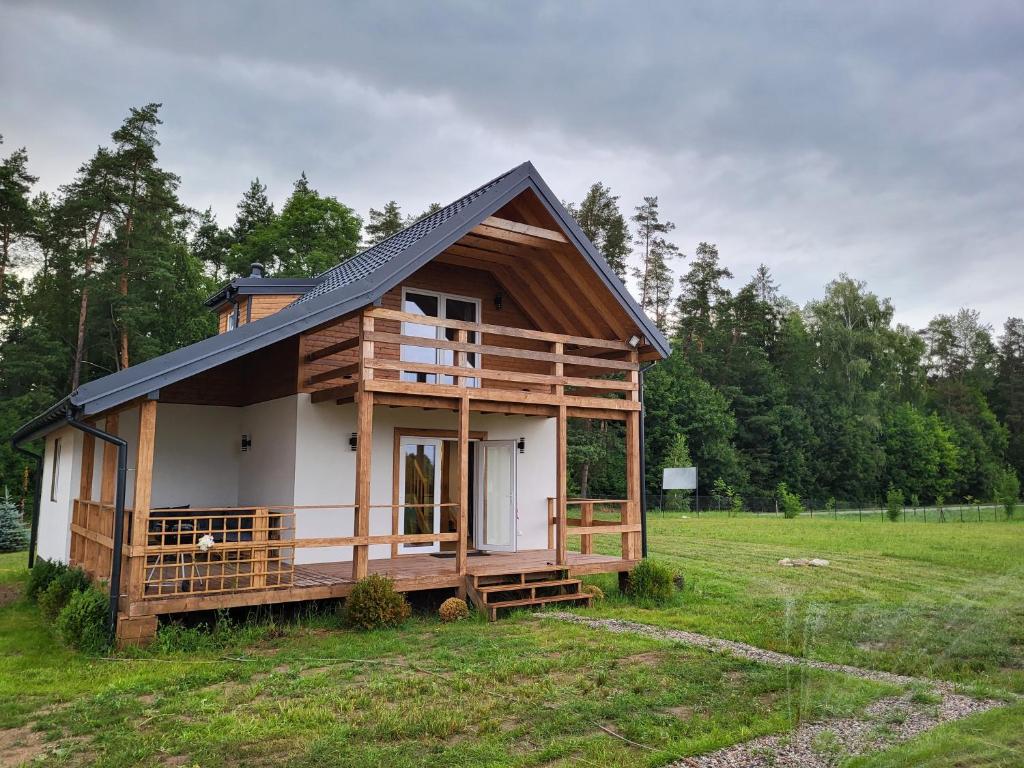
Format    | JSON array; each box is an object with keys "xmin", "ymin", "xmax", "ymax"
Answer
[{"xmin": 304, "ymin": 306, "xmax": 642, "ymax": 420}]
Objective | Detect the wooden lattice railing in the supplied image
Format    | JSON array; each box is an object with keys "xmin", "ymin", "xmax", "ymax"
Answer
[{"xmin": 122, "ymin": 502, "xmax": 461, "ymax": 600}]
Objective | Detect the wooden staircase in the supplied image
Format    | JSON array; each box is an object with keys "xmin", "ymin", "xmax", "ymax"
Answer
[{"xmin": 466, "ymin": 566, "xmax": 591, "ymax": 620}]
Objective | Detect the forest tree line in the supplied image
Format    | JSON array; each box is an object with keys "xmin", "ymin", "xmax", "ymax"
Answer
[{"xmin": 1, "ymin": 104, "xmax": 1021, "ymax": 513}]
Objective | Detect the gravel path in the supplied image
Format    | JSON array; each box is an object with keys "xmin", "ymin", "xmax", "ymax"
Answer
[{"xmin": 538, "ymin": 612, "xmax": 1006, "ymax": 767}]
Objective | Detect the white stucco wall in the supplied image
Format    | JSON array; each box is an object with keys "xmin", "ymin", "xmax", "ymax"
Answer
[
  {"xmin": 237, "ymin": 396, "xmax": 297, "ymax": 507},
  {"xmin": 290, "ymin": 394, "xmax": 557, "ymax": 563},
  {"xmin": 36, "ymin": 426, "xmax": 82, "ymax": 563},
  {"xmin": 151, "ymin": 404, "xmax": 241, "ymax": 508}
]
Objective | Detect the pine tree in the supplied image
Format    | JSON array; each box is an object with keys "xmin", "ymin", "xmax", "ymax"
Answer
[
  {"xmin": 365, "ymin": 201, "xmax": 404, "ymax": 245},
  {"xmin": 191, "ymin": 208, "xmax": 233, "ymax": 282},
  {"xmin": 0, "ymin": 487, "xmax": 29, "ymax": 553},
  {"xmin": 0, "ymin": 138, "xmax": 39, "ymax": 307},
  {"xmin": 673, "ymin": 242, "xmax": 732, "ymax": 359},
  {"xmin": 994, "ymin": 317, "xmax": 1024, "ymax": 482},
  {"xmin": 568, "ymin": 183, "xmax": 631, "ymax": 280},
  {"xmin": 105, "ymin": 102, "xmax": 183, "ymax": 370},
  {"xmin": 232, "ymin": 178, "xmax": 275, "ymax": 244},
  {"xmin": 630, "ymin": 197, "xmax": 680, "ymax": 330}
]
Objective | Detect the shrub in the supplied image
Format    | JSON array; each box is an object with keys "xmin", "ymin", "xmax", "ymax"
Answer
[
  {"xmin": 38, "ymin": 566, "xmax": 92, "ymax": 621},
  {"xmin": 25, "ymin": 557, "xmax": 68, "ymax": 602},
  {"xmin": 994, "ymin": 468, "xmax": 1020, "ymax": 520},
  {"xmin": 581, "ymin": 583, "xmax": 605, "ymax": 601},
  {"xmin": 626, "ymin": 559, "xmax": 675, "ymax": 606},
  {"xmin": 342, "ymin": 574, "xmax": 411, "ymax": 630},
  {"xmin": 0, "ymin": 488, "xmax": 29, "ymax": 553},
  {"xmin": 886, "ymin": 486, "xmax": 904, "ymax": 522},
  {"xmin": 55, "ymin": 586, "xmax": 109, "ymax": 654},
  {"xmin": 439, "ymin": 597, "xmax": 470, "ymax": 622},
  {"xmin": 777, "ymin": 483, "xmax": 804, "ymax": 519}
]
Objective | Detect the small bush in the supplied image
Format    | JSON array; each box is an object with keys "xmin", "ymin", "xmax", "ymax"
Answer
[
  {"xmin": 25, "ymin": 557, "xmax": 68, "ymax": 602},
  {"xmin": 0, "ymin": 488, "xmax": 29, "ymax": 553},
  {"xmin": 777, "ymin": 482, "xmax": 804, "ymax": 519},
  {"xmin": 886, "ymin": 486, "xmax": 904, "ymax": 522},
  {"xmin": 38, "ymin": 566, "xmax": 92, "ymax": 621},
  {"xmin": 439, "ymin": 597, "xmax": 470, "ymax": 622},
  {"xmin": 342, "ymin": 574, "xmax": 411, "ymax": 630},
  {"xmin": 55, "ymin": 586, "xmax": 109, "ymax": 654},
  {"xmin": 581, "ymin": 584, "xmax": 605, "ymax": 601},
  {"xmin": 626, "ymin": 559, "xmax": 675, "ymax": 606},
  {"xmin": 994, "ymin": 468, "xmax": 1020, "ymax": 519}
]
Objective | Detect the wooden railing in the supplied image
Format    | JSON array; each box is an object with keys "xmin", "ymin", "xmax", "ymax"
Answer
[
  {"xmin": 70, "ymin": 499, "xmax": 130, "ymax": 580},
  {"xmin": 116, "ymin": 502, "xmax": 461, "ymax": 600},
  {"xmin": 548, "ymin": 498, "xmax": 640, "ymax": 565},
  {"xmin": 307, "ymin": 307, "xmax": 641, "ymax": 412}
]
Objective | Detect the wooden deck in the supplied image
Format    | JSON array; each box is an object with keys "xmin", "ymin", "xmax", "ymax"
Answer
[{"xmin": 126, "ymin": 549, "xmax": 633, "ymax": 618}]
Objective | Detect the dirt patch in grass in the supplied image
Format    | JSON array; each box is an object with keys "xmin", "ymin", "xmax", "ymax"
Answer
[
  {"xmin": 625, "ymin": 651, "xmax": 667, "ymax": 666},
  {"xmin": 0, "ymin": 583, "xmax": 22, "ymax": 608},
  {"xmin": 0, "ymin": 724, "xmax": 46, "ymax": 767},
  {"xmin": 668, "ymin": 705, "xmax": 695, "ymax": 720}
]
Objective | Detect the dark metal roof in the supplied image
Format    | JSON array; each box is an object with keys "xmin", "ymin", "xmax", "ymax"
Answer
[
  {"xmin": 11, "ymin": 161, "xmax": 668, "ymax": 445},
  {"xmin": 205, "ymin": 276, "xmax": 320, "ymax": 309}
]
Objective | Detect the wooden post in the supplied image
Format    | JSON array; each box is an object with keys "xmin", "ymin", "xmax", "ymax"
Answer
[
  {"xmin": 128, "ymin": 401, "xmax": 157, "ymax": 604},
  {"xmin": 454, "ymin": 329, "xmax": 467, "ymax": 387},
  {"xmin": 352, "ymin": 313, "xmax": 374, "ymax": 581},
  {"xmin": 624, "ymin": 409, "xmax": 641, "ymax": 562},
  {"xmin": 251, "ymin": 506, "xmax": 269, "ymax": 589},
  {"xmin": 547, "ymin": 497, "xmax": 555, "ymax": 550},
  {"xmin": 556, "ymin": 403, "xmax": 567, "ymax": 566},
  {"xmin": 456, "ymin": 394, "xmax": 469, "ymax": 577},
  {"xmin": 580, "ymin": 501, "xmax": 594, "ymax": 554}
]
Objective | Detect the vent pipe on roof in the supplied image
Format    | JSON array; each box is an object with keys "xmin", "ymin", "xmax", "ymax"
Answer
[{"xmin": 249, "ymin": 262, "xmax": 265, "ymax": 278}]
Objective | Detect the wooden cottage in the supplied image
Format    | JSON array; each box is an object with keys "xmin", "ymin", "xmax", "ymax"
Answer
[{"xmin": 12, "ymin": 162, "xmax": 669, "ymax": 643}]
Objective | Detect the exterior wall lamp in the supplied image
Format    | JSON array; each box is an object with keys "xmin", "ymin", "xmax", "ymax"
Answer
[
  {"xmin": 241, "ymin": 434, "xmax": 252, "ymax": 452},
  {"xmin": 494, "ymin": 292, "xmax": 503, "ymax": 311},
  {"xmin": 349, "ymin": 432, "xmax": 358, "ymax": 452},
  {"xmin": 517, "ymin": 437, "xmax": 526, "ymax": 454},
  {"xmin": 627, "ymin": 335, "xmax": 641, "ymax": 348}
]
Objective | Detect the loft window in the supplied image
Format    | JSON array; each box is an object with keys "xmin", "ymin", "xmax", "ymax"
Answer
[
  {"xmin": 400, "ymin": 289, "xmax": 480, "ymax": 385},
  {"xmin": 49, "ymin": 437, "xmax": 62, "ymax": 502},
  {"xmin": 226, "ymin": 304, "xmax": 238, "ymax": 331}
]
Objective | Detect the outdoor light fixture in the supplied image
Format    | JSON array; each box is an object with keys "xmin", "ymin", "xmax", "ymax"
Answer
[
  {"xmin": 627, "ymin": 334, "xmax": 641, "ymax": 348},
  {"xmin": 349, "ymin": 433, "xmax": 358, "ymax": 452},
  {"xmin": 494, "ymin": 292, "xmax": 503, "ymax": 311},
  {"xmin": 241, "ymin": 434, "xmax": 252, "ymax": 452},
  {"xmin": 517, "ymin": 437, "xmax": 526, "ymax": 454}
]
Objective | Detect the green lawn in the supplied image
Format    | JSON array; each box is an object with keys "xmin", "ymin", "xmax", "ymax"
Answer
[{"xmin": 2, "ymin": 514, "xmax": 1022, "ymax": 766}]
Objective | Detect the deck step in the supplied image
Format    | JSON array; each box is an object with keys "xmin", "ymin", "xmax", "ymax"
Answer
[
  {"xmin": 476, "ymin": 578, "xmax": 580, "ymax": 595},
  {"xmin": 486, "ymin": 591, "xmax": 592, "ymax": 620},
  {"xmin": 472, "ymin": 567, "xmax": 568, "ymax": 589}
]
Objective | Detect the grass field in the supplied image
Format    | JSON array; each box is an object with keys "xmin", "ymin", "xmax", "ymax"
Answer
[{"xmin": 2, "ymin": 513, "xmax": 1022, "ymax": 766}]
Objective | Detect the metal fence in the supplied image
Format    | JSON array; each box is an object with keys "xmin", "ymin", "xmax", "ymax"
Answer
[{"xmin": 646, "ymin": 493, "xmax": 1017, "ymax": 522}]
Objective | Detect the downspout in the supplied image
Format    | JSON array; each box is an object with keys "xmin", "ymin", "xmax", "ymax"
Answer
[
  {"xmin": 14, "ymin": 445, "xmax": 43, "ymax": 569},
  {"xmin": 65, "ymin": 417, "xmax": 128, "ymax": 643},
  {"xmin": 638, "ymin": 360, "xmax": 659, "ymax": 558}
]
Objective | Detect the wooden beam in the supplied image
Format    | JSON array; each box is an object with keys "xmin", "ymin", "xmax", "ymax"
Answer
[
  {"xmin": 305, "ymin": 361, "xmax": 359, "ymax": 387},
  {"xmin": 363, "ymin": 379, "xmax": 641, "ymax": 411},
  {"xmin": 556, "ymin": 404, "xmax": 568, "ymax": 566},
  {"xmin": 128, "ymin": 401, "xmax": 157, "ymax": 604},
  {"xmin": 368, "ymin": 359, "xmax": 634, "ymax": 392},
  {"xmin": 481, "ymin": 215, "xmax": 568, "ymax": 243},
  {"xmin": 456, "ymin": 395, "xmax": 469, "ymax": 578},
  {"xmin": 352, "ymin": 313, "xmax": 373, "ymax": 580},
  {"xmin": 304, "ymin": 335, "xmax": 359, "ymax": 363},
  {"xmin": 79, "ymin": 432, "xmax": 95, "ymax": 501},
  {"xmin": 310, "ymin": 382, "xmax": 359, "ymax": 404},
  {"xmin": 100, "ymin": 413, "xmax": 118, "ymax": 505}
]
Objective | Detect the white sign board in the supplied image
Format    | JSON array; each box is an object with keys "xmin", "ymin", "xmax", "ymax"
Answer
[{"xmin": 663, "ymin": 467, "xmax": 697, "ymax": 490}]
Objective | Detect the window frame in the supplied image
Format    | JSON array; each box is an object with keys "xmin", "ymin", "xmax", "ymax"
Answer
[
  {"xmin": 49, "ymin": 437, "xmax": 62, "ymax": 502},
  {"xmin": 400, "ymin": 287, "xmax": 482, "ymax": 386}
]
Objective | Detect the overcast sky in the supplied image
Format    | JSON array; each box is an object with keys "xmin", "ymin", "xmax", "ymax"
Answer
[{"xmin": 2, "ymin": 1, "xmax": 1021, "ymax": 332}]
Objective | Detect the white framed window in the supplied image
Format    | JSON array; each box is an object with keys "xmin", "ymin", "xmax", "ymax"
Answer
[
  {"xmin": 226, "ymin": 305, "xmax": 238, "ymax": 331},
  {"xmin": 49, "ymin": 437, "xmax": 62, "ymax": 502},
  {"xmin": 400, "ymin": 288, "xmax": 481, "ymax": 386}
]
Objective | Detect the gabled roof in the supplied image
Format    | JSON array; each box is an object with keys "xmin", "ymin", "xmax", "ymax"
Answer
[
  {"xmin": 204, "ymin": 276, "xmax": 319, "ymax": 310},
  {"xmin": 11, "ymin": 161, "xmax": 668, "ymax": 444}
]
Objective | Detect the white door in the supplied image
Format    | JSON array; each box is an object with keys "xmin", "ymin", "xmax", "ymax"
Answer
[
  {"xmin": 398, "ymin": 437, "xmax": 443, "ymax": 554},
  {"xmin": 475, "ymin": 440, "xmax": 517, "ymax": 552}
]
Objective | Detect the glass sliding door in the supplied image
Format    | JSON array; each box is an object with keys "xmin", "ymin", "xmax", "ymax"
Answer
[
  {"xmin": 475, "ymin": 440, "xmax": 517, "ymax": 552},
  {"xmin": 399, "ymin": 437, "xmax": 442, "ymax": 553}
]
